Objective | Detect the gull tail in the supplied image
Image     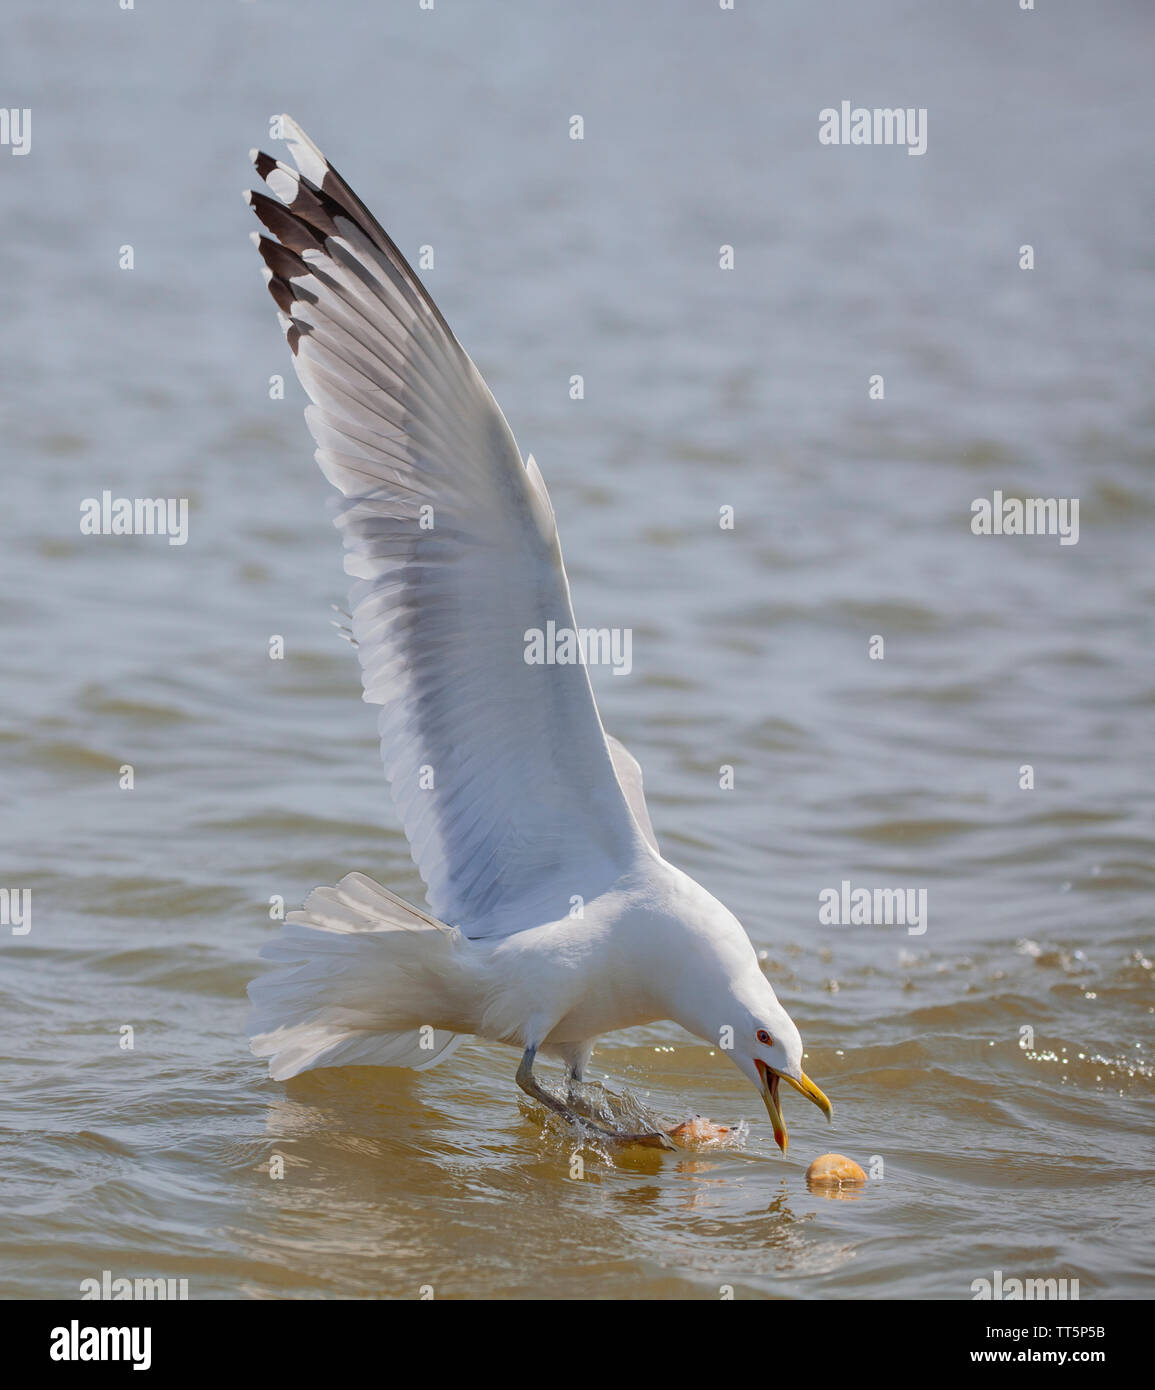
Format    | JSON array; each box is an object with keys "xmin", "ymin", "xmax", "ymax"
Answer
[{"xmin": 248, "ymin": 872, "xmax": 471, "ymax": 1081}]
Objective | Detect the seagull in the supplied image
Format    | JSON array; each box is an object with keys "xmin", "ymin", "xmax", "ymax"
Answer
[{"xmin": 245, "ymin": 116, "xmax": 832, "ymax": 1152}]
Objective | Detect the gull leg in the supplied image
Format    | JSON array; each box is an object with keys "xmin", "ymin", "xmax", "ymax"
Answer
[
  {"xmin": 516, "ymin": 1046, "xmax": 673, "ymax": 1150},
  {"xmin": 562, "ymin": 1041, "xmax": 593, "ymax": 1088}
]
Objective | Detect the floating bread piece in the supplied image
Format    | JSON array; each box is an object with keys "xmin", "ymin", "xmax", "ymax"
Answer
[
  {"xmin": 668, "ymin": 1117, "xmax": 731, "ymax": 1143},
  {"xmin": 805, "ymin": 1153, "xmax": 867, "ymax": 1185}
]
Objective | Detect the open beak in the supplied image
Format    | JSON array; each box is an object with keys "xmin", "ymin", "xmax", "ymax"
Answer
[{"xmin": 756, "ymin": 1061, "xmax": 833, "ymax": 1153}]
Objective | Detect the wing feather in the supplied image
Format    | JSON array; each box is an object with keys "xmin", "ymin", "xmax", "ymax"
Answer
[{"xmin": 248, "ymin": 116, "xmax": 653, "ymax": 937}]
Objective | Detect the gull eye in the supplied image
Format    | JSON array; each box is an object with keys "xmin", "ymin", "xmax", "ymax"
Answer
[{"xmin": 756, "ymin": 1029, "xmax": 773, "ymax": 1046}]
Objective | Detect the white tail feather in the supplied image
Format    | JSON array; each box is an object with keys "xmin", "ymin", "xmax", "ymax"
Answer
[{"xmin": 248, "ymin": 872, "xmax": 471, "ymax": 1080}]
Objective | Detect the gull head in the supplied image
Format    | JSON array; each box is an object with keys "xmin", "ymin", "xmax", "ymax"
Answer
[
  {"xmin": 717, "ymin": 979, "xmax": 833, "ymax": 1153},
  {"xmin": 669, "ymin": 902, "xmax": 834, "ymax": 1152}
]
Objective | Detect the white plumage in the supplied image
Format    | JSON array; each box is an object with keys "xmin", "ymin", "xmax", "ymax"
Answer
[{"xmin": 246, "ymin": 117, "xmax": 832, "ymax": 1150}]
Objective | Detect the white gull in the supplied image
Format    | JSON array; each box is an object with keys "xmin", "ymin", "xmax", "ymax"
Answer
[{"xmin": 245, "ymin": 116, "xmax": 832, "ymax": 1150}]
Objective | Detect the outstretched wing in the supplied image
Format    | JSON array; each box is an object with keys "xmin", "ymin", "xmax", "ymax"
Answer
[{"xmin": 247, "ymin": 116, "xmax": 650, "ymax": 938}]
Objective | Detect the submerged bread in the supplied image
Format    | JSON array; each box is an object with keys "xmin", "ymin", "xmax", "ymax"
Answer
[{"xmin": 668, "ymin": 1117, "xmax": 731, "ymax": 1143}]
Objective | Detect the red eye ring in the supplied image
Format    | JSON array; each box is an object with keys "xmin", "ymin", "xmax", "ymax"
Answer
[{"xmin": 756, "ymin": 1029, "xmax": 773, "ymax": 1046}]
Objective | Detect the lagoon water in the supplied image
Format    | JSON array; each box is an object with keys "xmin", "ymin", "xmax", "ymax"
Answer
[{"xmin": 1, "ymin": 0, "xmax": 1152, "ymax": 1299}]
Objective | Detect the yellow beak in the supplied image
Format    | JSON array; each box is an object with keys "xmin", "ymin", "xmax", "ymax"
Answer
[{"xmin": 756, "ymin": 1061, "xmax": 833, "ymax": 1153}]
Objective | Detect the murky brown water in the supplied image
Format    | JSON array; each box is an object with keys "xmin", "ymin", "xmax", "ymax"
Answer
[{"xmin": 1, "ymin": 0, "xmax": 1152, "ymax": 1299}]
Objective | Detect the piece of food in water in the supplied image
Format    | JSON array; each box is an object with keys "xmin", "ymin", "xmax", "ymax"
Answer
[
  {"xmin": 667, "ymin": 1117, "xmax": 731, "ymax": 1143},
  {"xmin": 805, "ymin": 1152, "xmax": 867, "ymax": 1185}
]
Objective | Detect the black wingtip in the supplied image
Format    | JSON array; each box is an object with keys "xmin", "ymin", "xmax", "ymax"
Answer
[
  {"xmin": 248, "ymin": 189, "xmax": 326, "ymax": 256},
  {"xmin": 253, "ymin": 231, "xmax": 309, "ymax": 281}
]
